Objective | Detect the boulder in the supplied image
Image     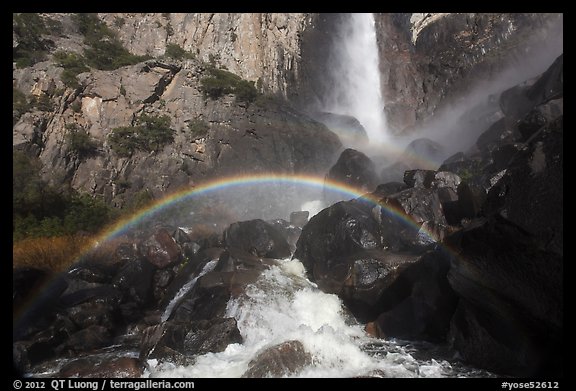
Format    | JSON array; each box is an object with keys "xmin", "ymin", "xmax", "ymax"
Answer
[
  {"xmin": 223, "ymin": 219, "xmax": 291, "ymax": 259},
  {"xmin": 447, "ymin": 216, "xmax": 562, "ymax": 376},
  {"xmin": 140, "ymin": 318, "xmax": 242, "ymax": 360},
  {"xmin": 484, "ymin": 116, "xmax": 562, "ymax": 255},
  {"xmin": 112, "ymin": 259, "xmax": 156, "ymax": 321},
  {"xmin": 141, "ymin": 228, "xmax": 182, "ymax": 269},
  {"xmin": 372, "ymin": 182, "xmax": 408, "ymax": 198},
  {"xmin": 294, "ymin": 199, "xmax": 381, "ymax": 281},
  {"xmin": 242, "ymin": 340, "xmax": 312, "ymax": 378},
  {"xmin": 57, "ymin": 325, "xmax": 112, "ymax": 354},
  {"xmin": 369, "ymin": 249, "xmax": 458, "ymax": 342},
  {"xmin": 378, "ymin": 187, "xmax": 447, "ymax": 251},
  {"xmin": 325, "ymin": 148, "xmax": 380, "ymax": 194},
  {"xmin": 314, "ymin": 112, "xmax": 369, "ymax": 146},
  {"xmin": 59, "ymin": 357, "xmax": 145, "ymax": 378},
  {"xmin": 403, "ymin": 169, "xmax": 435, "ymax": 188}
]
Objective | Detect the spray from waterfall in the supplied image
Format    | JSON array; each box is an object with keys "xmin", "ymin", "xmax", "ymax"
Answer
[{"xmin": 325, "ymin": 13, "xmax": 387, "ymax": 143}]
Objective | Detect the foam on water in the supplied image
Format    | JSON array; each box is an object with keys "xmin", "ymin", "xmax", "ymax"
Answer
[{"xmin": 146, "ymin": 259, "xmax": 460, "ymax": 378}]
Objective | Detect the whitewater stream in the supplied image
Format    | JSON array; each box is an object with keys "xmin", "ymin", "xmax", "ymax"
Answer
[{"xmin": 143, "ymin": 259, "xmax": 495, "ymax": 378}]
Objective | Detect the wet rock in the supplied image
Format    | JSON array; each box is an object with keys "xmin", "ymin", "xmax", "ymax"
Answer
[
  {"xmin": 456, "ymin": 182, "xmax": 486, "ymax": 220},
  {"xmin": 59, "ymin": 357, "xmax": 145, "ymax": 378},
  {"xmin": 517, "ymin": 98, "xmax": 562, "ymax": 142},
  {"xmin": 57, "ymin": 325, "xmax": 112, "ymax": 354},
  {"xmin": 13, "ymin": 267, "xmax": 50, "ymax": 311},
  {"xmin": 476, "ymin": 117, "xmax": 516, "ymax": 153},
  {"xmin": 336, "ymin": 249, "xmax": 421, "ymax": 321},
  {"xmin": 431, "ymin": 171, "xmax": 461, "ymax": 192},
  {"xmin": 141, "ymin": 228, "xmax": 182, "ymax": 269},
  {"xmin": 447, "ymin": 216, "xmax": 562, "ymax": 376},
  {"xmin": 66, "ymin": 300, "xmax": 117, "ymax": 330},
  {"xmin": 183, "ymin": 318, "xmax": 243, "ymax": 355},
  {"xmin": 403, "ymin": 169, "xmax": 435, "ymax": 188},
  {"xmin": 140, "ymin": 318, "xmax": 241, "ymax": 360},
  {"xmin": 372, "ymin": 182, "xmax": 408, "ymax": 198},
  {"xmin": 371, "ymin": 249, "xmax": 458, "ymax": 342},
  {"xmin": 378, "ymin": 187, "xmax": 447, "ymax": 251},
  {"xmin": 223, "ymin": 219, "xmax": 291, "ymax": 259},
  {"xmin": 484, "ymin": 116, "xmax": 562, "ymax": 255},
  {"xmin": 243, "ymin": 340, "xmax": 312, "ymax": 378},
  {"xmin": 294, "ymin": 200, "xmax": 381, "ymax": 281},
  {"xmin": 326, "ymin": 148, "xmax": 380, "ymax": 193},
  {"xmin": 152, "ymin": 269, "xmax": 175, "ymax": 304},
  {"xmin": 112, "ymin": 259, "xmax": 156, "ymax": 321},
  {"xmin": 13, "ymin": 314, "xmax": 77, "ymax": 369},
  {"xmin": 268, "ymin": 218, "xmax": 302, "ymax": 253}
]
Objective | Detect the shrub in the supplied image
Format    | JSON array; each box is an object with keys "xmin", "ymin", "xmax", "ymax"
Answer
[
  {"xmin": 13, "ymin": 87, "xmax": 30, "ymax": 124},
  {"xmin": 187, "ymin": 118, "xmax": 210, "ymax": 138},
  {"xmin": 66, "ymin": 124, "xmax": 99, "ymax": 159},
  {"xmin": 13, "ymin": 13, "xmax": 55, "ymax": 68},
  {"xmin": 54, "ymin": 51, "xmax": 90, "ymax": 88},
  {"xmin": 165, "ymin": 43, "xmax": 194, "ymax": 60},
  {"xmin": 30, "ymin": 94, "xmax": 54, "ymax": 112},
  {"xmin": 114, "ymin": 16, "xmax": 126, "ymax": 28},
  {"xmin": 109, "ymin": 114, "xmax": 175, "ymax": 157},
  {"xmin": 72, "ymin": 13, "xmax": 149, "ymax": 71},
  {"xmin": 71, "ymin": 100, "xmax": 82, "ymax": 113},
  {"xmin": 200, "ymin": 67, "xmax": 259, "ymax": 103}
]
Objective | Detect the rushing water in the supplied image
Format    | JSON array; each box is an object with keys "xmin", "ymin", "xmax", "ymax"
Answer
[
  {"xmin": 161, "ymin": 260, "xmax": 218, "ymax": 322},
  {"xmin": 145, "ymin": 259, "xmax": 495, "ymax": 378},
  {"xmin": 324, "ymin": 13, "xmax": 387, "ymax": 143}
]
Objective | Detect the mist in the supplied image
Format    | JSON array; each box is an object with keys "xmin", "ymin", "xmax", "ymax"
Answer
[{"xmin": 318, "ymin": 13, "xmax": 563, "ymax": 177}]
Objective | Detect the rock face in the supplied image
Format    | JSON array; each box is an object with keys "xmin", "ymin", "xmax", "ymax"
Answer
[
  {"xmin": 100, "ymin": 13, "xmax": 312, "ymax": 97},
  {"xmin": 446, "ymin": 216, "xmax": 562, "ymax": 376},
  {"xmin": 374, "ymin": 13, "xmax": 562, "ymax": 134},
  {"xmin": 13, "ymin": 13, "xmax": 342, "ymax": 212}
]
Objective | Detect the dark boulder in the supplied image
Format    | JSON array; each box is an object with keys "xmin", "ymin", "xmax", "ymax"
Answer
[
  {"xmin": 59, "ymin": 357, "xmax": 145, "ymax": 378},
  {"xmin": 268, "ymin": 218, "xmax": 302, "ymax": 254},
  {"xmin": 183, "ymin": 318, "xmax": 243, "ymax": 355},
  {"xmin": 141, "ymin": 228, "xmax": 182, "ymax": 269},
  {"xmin": 56, "ymin": 325, "xmax": 113, "ymax": 355},
  {"xmin": 170, "ymin": 268, "xmax": 261, "ymax": 323},
  {"xmin": 378, "ymin": 187, "xmax": 447, "ymax": 251},
  {"xmin": 140, "ymin": 318, "xmax": 242, "ymax": 361},
  {"xmin": 13, "ymin": 267, "xmax": 50, "ymax": 311},
  {"xmin": 224, "ymin": 219, "xmax": 291, "ymax": 259},
  {"xmin": 66, "ymin": 300, "xmax": 118, "ymax": 330},
  {"xmin": 334, "ymin": 249, "xmax": 421, "ymax": 321},
  {"xmin": 517, "ymin": 98, "xmax": 562, "ymax": 142},
  {"xmin": 242, "ymin": 340, "xmax": 312, "ymax": 378},
  {"xmin": 372, "ymin": 182, "xmax": 408, "ymax": 198},
  {"xmin": 368, "ymin": 249, "xmax": 458, "ymax": 342},
  {"xmin": 403, "ymin": 169, "xmax": 435, "ymax": 188},
  {"xmin": 294, "ymin": 200, "xmax": 381, "ymax": 281},
  {"xmin": 112, "ymin": 259, "xmax": 156, "ymax": 321},
  {"xmin": 13, "ymin": 314, "xmax": 77, "ymax": 370},
  {"xmin": 325, "ymin": 148, "xmax": 380, "ymax": 194},
  {"xmin": 476, "ymin": 117, "xmax": 517, "ymax": 153},
  {"xmin": 447, "ymin": 216, "xmax": 562, "ymax": 376},
  {"xmin": 484, "ymin": 116, "xmax": 562, "ymax": 255}
]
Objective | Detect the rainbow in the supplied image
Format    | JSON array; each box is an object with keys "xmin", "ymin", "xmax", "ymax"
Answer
[{"xmin": 89, "ymin": 173, "xmax": 437, "ymax": 249}]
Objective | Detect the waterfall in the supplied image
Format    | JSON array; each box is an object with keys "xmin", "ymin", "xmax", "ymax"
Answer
[
  {"xmin": 160, "ymin": 259, "xmax": 219, "ymax": 322},
  {"xmin": 325, "ymin": 13, "xmax": 387, "ymax": 143}
]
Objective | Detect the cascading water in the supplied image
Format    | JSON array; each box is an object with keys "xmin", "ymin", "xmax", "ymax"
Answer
[
  {"xmin": 161, "ymin": 260, "xmax": 219, "ymax": 322},
  {"xmin": 324, "ymin": 13, "xmax": 387, "ymax": 143},
  {"xmin": 146, "ymin": 259, "xmax": 494, "ymax": 378}
]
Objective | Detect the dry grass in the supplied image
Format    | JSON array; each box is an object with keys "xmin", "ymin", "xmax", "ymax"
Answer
[
  {"xmin": 13, "ymin": 233, "xmax": 141, "ymax": 273},
  {"xmin": 13, "ymin": 235, "xmax": 98, "ymax": 273}
]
